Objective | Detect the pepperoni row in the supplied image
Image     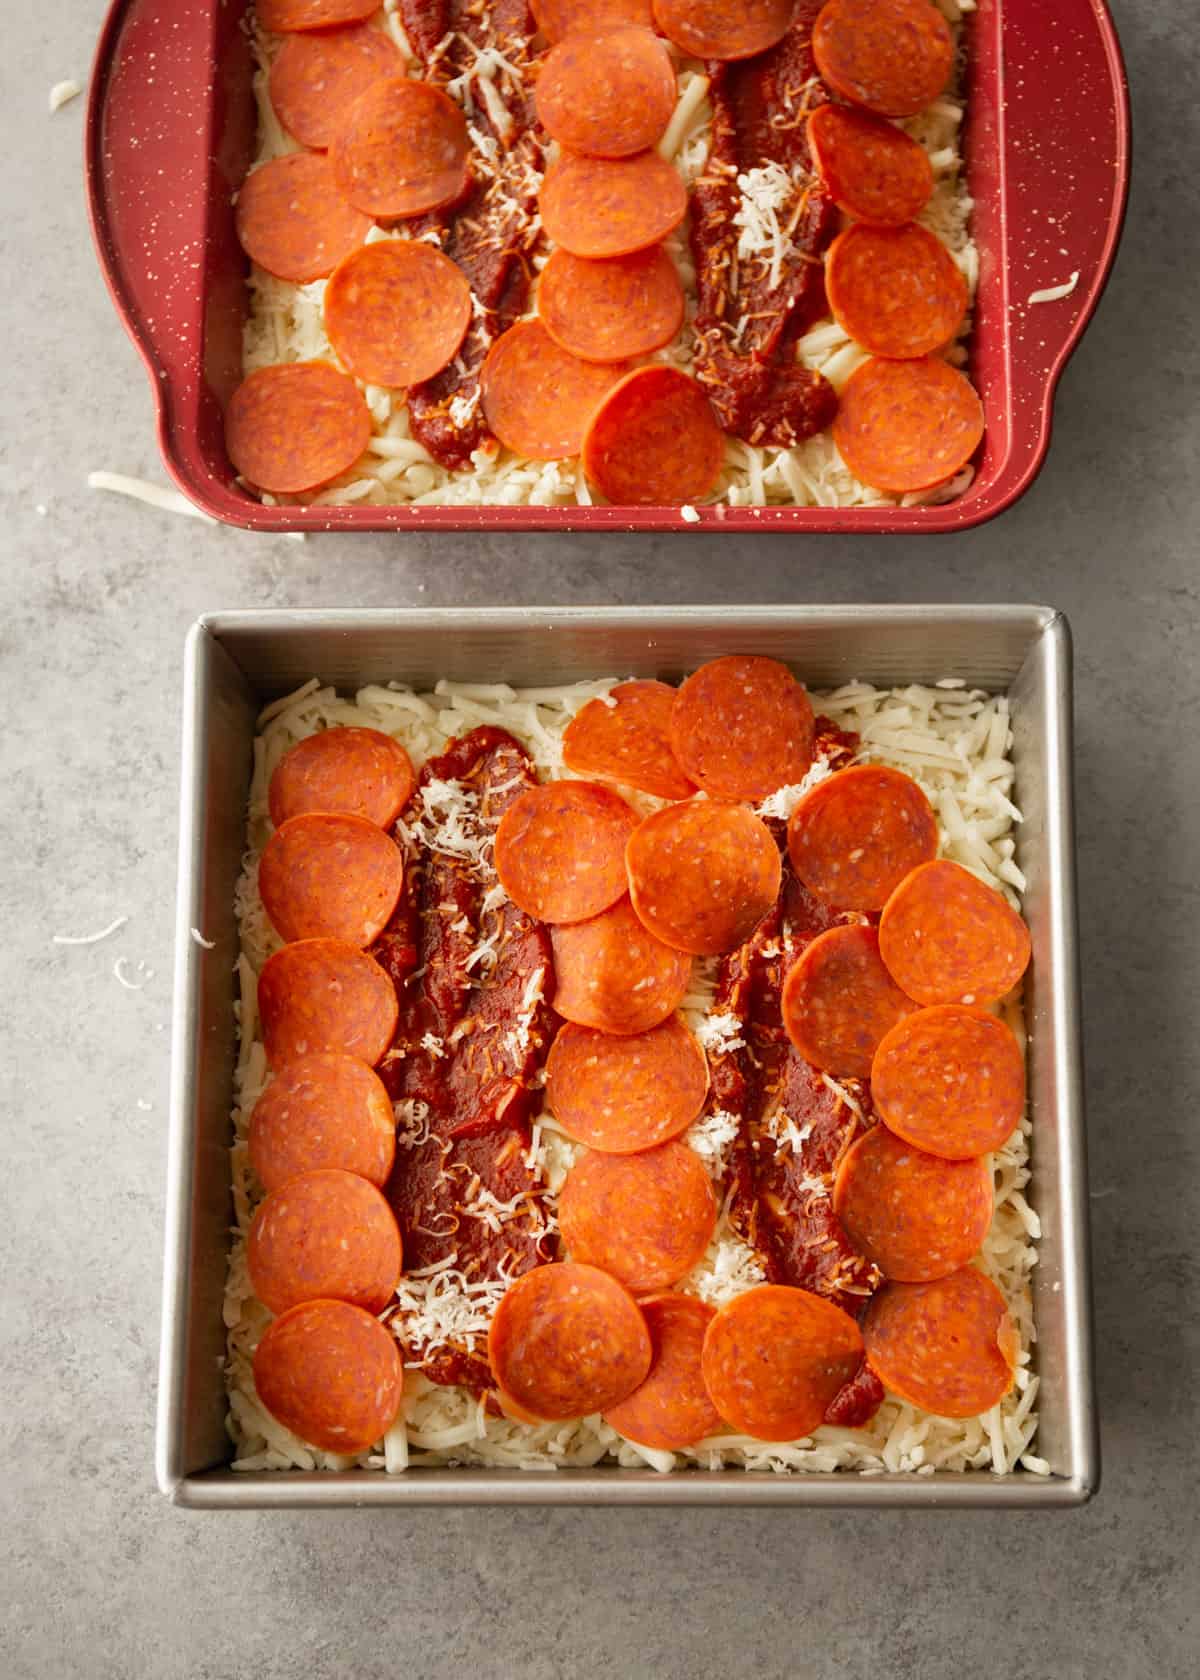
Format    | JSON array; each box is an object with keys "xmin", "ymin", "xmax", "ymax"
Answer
[
  {"xmin": 232, "ymin": 21, "xmax": 726, "ymax": 503},
  {"xmin": 491, "ymin": 1259, "xmax": 1019, "ymax": 1442},
  {"xmin": 478, "ymin": 16, "xmax": 723, "ymax": 503},
  {"xmin": 763, "ymin": 755, "xmax": 1030, "ymax": 1372},
  {"xmin": 246, "ymin": 724, "xmax": 426, "ymax": 1455},
  {"xmin": 228, "ymin": 10, "xmax": 482, "ymax": 493},
  {"xmin": 780, "ymin": 780, "xmax": 1030, "ymax": 1081},
  {"xmin": 796, "ymin": 0, "xmax": 983, "ymax": 493}
]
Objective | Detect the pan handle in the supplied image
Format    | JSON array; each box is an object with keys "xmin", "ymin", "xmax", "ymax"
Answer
[
  {"xmin": 85, "ymin": 0, "xmax": 251, "ymax": 514},
  {"xmin": 982, "ymin": 0, "xmax": 1131, "ymax": 496}
]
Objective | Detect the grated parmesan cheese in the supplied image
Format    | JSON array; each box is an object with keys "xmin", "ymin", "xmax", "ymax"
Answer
[
  {"xmin": 732, "ymin": 161, "xmax": 796, "ymax": 294},
  {"xmin": 686, "ymin": 1109, "xmax": 741, "ymax": 1179},
  {"xmin": 684, "ymin": 1235, "xmax": 766, "ymax": 1307},
  {"xmin": 393, "ymin": 1253, "xmax": 517, "ymax": 1363},
  {"xmin": 765, "ymin": 1108, "xmax": 814, "ymax": 1155},
  {"xmin": 393, "ymin": 1099, "xmax": 432, "ymax": 1151},
  {"xmin": 692, "ymin": 1012, "xmax": 746, "ymax": 1057},
  {"xmin": 755, "ymin": 754, "xmax": 835, "ymax": 820}
]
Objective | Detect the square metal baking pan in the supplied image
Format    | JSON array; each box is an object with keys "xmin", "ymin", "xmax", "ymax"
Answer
[
  {"xmin": 87, "ymin": 0, "xmax": 1129, "ymax": 533},
  {"xmin": 159, "ymin": 605, "xmax": 1095, "ymax": 1506}
]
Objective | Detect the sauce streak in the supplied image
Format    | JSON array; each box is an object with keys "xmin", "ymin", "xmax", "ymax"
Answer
[
  {"xmin": 690, "ymin": 6, "xmax": 839, "ymax": 446},
  {"xmin": 399, "ymin": 0, "xmax": 545, "ymax": 468},
  {"xmin": 705, "ymin": 722, "xmax": 884, "ymax": 1320},
  {"xmin": 373, "ymin": 726, "xmax": 557, "ymax": 1389}
]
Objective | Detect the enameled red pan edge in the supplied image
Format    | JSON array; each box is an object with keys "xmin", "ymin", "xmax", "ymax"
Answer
[{"xmin": 85, "ymin": 0, "xmax": 1130, "ymax": 535}]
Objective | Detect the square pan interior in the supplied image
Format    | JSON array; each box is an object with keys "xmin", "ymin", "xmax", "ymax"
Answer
[{"xmin": 160, "ymin": 606, "xmax": 1095, "ymax": 1506}]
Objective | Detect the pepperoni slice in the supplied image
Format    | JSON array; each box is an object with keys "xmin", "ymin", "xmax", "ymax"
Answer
[
  {"xmin": 268, "ymin": 23, "xmax": 402, "ymax": 150},
  {"xmin": 828, "ymin": 222, "xmax": 968, "ymax": 360},
  {"xmin": 258, "ymin": 938, "xmax": 399, "ymax": 1067},
  {"xmin": 786, "ymin": 765, "xmax": 938, "ymax": 912},
  {"xmin": 536, "ymin": 28, "xmax": 676, "ymax": 159},
  {"xmin": 814, "ymin": 0, "xmax": 955, "ymax": 119},
  {"xmin": 540, "ymin": 151, "xmax": 687, "ymax": 260},
  {"xmin": 253, "ymin": 1299, "xmax": 403, "ymax": 1456},
  {"xmin": 603, "ymin": 1293, "xmax": 723, "ymax": 1450},
  {"xmin": 862, "ymin": 1267, "xmax": 1019, "ymax": 1417},
  {"xmin": 268, "ymin": 725, "xmax": 415, "ymax": 830},
  {"xmin": 670, "ymin": 655, "xmax": 815, "ymax": 800},
  {"xmin": 807, "ymin": 102, "xmax": 934, "ymax": 227},
  {"xmin": 532, "ymin": 0, "xmax": 654, "ymax": 42},
  {"xmin": 225, "ymin": 362, "xmax": 371, "ymax": 495},
  {"xmin": 878, "ymin": 859, "xmax": 1031, "ymax": 1005},
  {"xmin": 550, "ymin": 896, "xmax": 693, "ymax": 1035},
  {"xmin": 651, "ymin": 0, "xmax": 793, "ymax": 61},
  {"xmin": 582, "ymin": 366, "xmax": 726, "ymax": 506},
  {"xmin": 331, "ymin": 77, "xmax": 470, "ymax": 218},
  {"xmin": 249, "ymin": 1052, "xmax": 397, "ymax": 1193},
  {"xmin": 832, "ymin": 355, "xmax": 984, "ymax": 494},
  {"xmin": 832, "ymin": 1125, "xmax": 992, "ymax": 1283},
  {"xmin": 627, "ymin": 801, "xmax": 782, "ymax": 955},
  {"xmin": 872, "ymin": 1004, "xmax": 1026, "ymax": 1159},
  {"xmin": 538, "ymin": 247, "xmax": 685, "ymax": 365},
  {"xmin": 478, "ymin": 321, "xmax": 628, "ymax": 460},
  {"xmin": 781, "ymin": 923, "xmax": 917, "ymax": 1077},
  {"xmin": 258, "ymin": 812, "xmax": 404, "ymax": 946},
  {"xmin": 701, "ymin": 1284, "xmax": 864, "ymax": 1441},
  {"xmin": 494, "ymin": 779, "xmax": 637, "ymax": 923},
  {"xmin": 247, "ymin": 1168, "xmax": 403, "ymax": 1316},
  {"xmin": 546, "ymin": 1015, "xmax": 709, "ymax": 1152},
  {"xmin": 488, "ymin": 1262, "xmax": 652, "ymax": 1420},
  {"xmin": 324, "ymin": 241, "xmax": 472, "ymax": 388},
  {"xmin": 562, "ymin": 681, "xmax": 695, "ymax": 800},
  {"xmin": 258, "ymin": 0, "xmax": 381, "ymax": 32},
  {"xmin": 559, "ymin": 1140, "xmax": 716, "ymax": 1292},
  {"xmin": 235, "ymin": 152, "xmax": 372, "ymax": 284}
]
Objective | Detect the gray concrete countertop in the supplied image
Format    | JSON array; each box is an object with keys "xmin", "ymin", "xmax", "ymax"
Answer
[{"xmin": 2, "ymin": 2, "xmax": 1197, "ymax": 1675}]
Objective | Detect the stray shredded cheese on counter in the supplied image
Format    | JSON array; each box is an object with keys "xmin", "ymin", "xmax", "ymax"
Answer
[
  {"xmin": 49, "ymin": 79, "xmax": 82, "ymax": 112},
  {"xmin": 52, "ymin": 915, "xmax": 128, "ymax": 946},
  {"xmin": 113, "ymin": 956, "xmax": 153, "ymax": 991},
  {"xmin": 87, "ymin": 472, "xmax": 217, "ymax": 524}
]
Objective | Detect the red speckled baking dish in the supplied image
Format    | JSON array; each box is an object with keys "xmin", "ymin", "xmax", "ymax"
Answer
[{"xmin": 85, "ymin": 0, "xmax": 1129, "ymax": 533}]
